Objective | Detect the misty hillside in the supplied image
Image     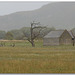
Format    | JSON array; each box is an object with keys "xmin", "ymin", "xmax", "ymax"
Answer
[{"xmin": 0, "ymin": 2, "xmax": 75, "ymax": 31}]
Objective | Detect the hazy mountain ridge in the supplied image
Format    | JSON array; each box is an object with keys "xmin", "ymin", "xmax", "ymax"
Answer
[{"xmin": 0, "ymin": 2, "xmax": 75, "ymax": 31}]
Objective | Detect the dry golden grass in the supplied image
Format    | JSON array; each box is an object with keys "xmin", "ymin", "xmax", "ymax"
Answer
[{"xmin": 0, "ymin": 40, "xmax": 75, "ymax": 73}]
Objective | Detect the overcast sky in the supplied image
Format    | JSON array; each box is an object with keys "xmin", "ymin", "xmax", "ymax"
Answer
[{"xmin": 0, "ymin": 2, "xmax": 50, "ymax": 16}]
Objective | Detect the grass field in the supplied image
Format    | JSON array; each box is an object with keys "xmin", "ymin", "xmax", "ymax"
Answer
[{"xmin": 0, "ymin": 40, "xmax": 75, "ymax": 73}]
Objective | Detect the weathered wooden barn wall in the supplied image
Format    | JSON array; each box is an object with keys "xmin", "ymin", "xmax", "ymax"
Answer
[
  {"xmin": 43, "ymin": 38, "xmax": 59, "ymax": 46},
  {"xmin": 59, "ymin": 30, "xmax": 73, "ymax": 45}
]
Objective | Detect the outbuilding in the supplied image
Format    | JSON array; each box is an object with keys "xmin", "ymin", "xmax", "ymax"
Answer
[{"xmin": 43, "ymin": 30, "xmax": 74, "ymax": 46}]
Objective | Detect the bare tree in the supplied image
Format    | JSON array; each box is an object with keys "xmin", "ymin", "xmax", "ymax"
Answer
[{"xmin": 23, "ymin": 21, "xmax": 46, "ymax": 47}]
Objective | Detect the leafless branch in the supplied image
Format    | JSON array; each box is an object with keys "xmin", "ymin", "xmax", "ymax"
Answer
[
  {"xmin": 27, "ymin": 38, "xmax": 32, "ymax": 43},
  {"xmin": 32, "ymin": 27, "xmax": 46, "ymax": 40}
]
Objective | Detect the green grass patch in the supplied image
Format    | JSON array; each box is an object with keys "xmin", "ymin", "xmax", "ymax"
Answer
[{"xmin": 0, "ymin": 40, "xmax": 74, "ymax": 73}]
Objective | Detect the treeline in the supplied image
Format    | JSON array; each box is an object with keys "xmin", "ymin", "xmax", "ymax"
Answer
[
  {"xmin": 0, "ymin": 27, "xmax": 56, "ymax": 40},
  {"xmin": 1, "ymin": 27, "xmax": 75, "ymax": 40}
]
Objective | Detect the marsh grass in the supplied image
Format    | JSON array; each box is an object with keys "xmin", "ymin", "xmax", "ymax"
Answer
[{"xmin": 0, "ymin": 40, "xmax": 75, "ymax": 73}]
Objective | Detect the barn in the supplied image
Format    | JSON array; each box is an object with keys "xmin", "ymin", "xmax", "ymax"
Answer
[{"xmin": 43, "ymin": 30, "xmax": 74, "ymax": 46}]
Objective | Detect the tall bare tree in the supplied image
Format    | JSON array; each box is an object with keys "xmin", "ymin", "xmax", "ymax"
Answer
[{"xmin": 23, "ymin": 21, "xmax": 46, "ymax": 47}]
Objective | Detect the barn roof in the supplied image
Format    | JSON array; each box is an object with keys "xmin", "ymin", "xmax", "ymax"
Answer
[
  {"xmin": 68, "ymin": 31, "xmax": 74, "ymax": 38},
  {"xmin": 44, "ymin": 30, "xmax": 64, "ymax": 38}
]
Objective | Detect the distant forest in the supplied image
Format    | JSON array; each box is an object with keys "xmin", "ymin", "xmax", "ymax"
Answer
[
  {"xmin": 0, "ymin": 26, "xmax": 56, "ymax": 40},
  {"xmin": 0, "ymin": 27, "xmax": 75, "ymax": 40}
]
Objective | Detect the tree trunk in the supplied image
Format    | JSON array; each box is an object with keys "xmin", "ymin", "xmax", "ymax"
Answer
[{"xmin": 31, "ymin": 40, "xmax": 35, "ymax": 47}]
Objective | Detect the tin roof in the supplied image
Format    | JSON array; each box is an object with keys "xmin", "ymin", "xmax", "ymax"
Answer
[
  {"xmin": 44, "ymin": 30, "xmax": 64, "ymax": 38},
  {"xmin": 68, "ymin": 31, "xmax": 74, "ymax": 38},
  {"xmin": 44, "ymin": 30, "xmax": 74, "ymax": 38}
]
